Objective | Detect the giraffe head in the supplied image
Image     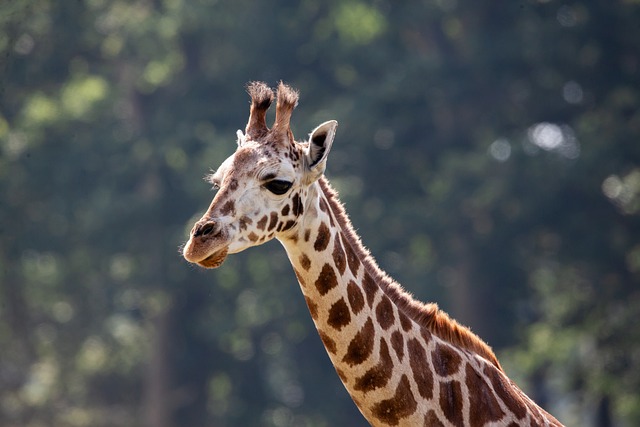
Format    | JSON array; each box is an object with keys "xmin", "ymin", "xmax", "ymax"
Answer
[{"xmin": 183, "ymin": 82, "xmax": 337, "ymax": 268}]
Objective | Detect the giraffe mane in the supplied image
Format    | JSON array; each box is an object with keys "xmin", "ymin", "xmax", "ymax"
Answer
[{"xmin": 318, "ymin": 177, "xmax": 503, "ymax": 371}]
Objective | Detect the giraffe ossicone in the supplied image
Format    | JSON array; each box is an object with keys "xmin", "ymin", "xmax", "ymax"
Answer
[{"xmin": 183, "ymin": 82, "xmax": 564, "ymax": 427}]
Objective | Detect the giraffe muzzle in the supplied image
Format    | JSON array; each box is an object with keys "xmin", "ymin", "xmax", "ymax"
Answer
[
  {"xmin": 183, "ymin": 219, "xmax": 230, "ymax": 268},
  {"xmin": 192, "ymin": 220, "xmax": 220, "ymax": 238}
]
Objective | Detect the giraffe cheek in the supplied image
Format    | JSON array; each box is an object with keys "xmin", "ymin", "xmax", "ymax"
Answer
[{"xmin": 227, "ymin": 236, "xmax": 254, "ymax": 254}]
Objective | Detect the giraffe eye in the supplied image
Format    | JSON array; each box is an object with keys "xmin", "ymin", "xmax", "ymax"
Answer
[{"xmin": 264, "ymin": 180, "xmax": 292, "ymax": 195}]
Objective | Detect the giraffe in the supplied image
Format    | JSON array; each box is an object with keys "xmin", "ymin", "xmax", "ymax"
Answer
[{"xmin": 182, "ymin": 82, "xmax": 564, "ymax": 427}]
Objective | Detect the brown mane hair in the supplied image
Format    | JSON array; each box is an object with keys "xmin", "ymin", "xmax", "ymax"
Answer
[{"xmin": 318, "ymin": 177, "xmax": 503, "ymax": 370}]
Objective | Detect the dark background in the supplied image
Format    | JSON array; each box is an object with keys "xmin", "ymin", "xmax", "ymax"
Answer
[{"xmin": 1, "ymin": 1, "xmax": 639, "ymax": 426}]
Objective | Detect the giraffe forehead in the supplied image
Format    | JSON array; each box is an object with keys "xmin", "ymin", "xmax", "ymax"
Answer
[
  {"xmin": 229, "ymin": 146, "xmax": 260, "ymax": 171},
  {"xmin": 229, "ymin": 143, "xmax": 300, "ymax": 180}
]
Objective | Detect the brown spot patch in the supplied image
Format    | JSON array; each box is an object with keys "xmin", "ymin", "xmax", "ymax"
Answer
[
  {"xmin": 375, "ymin": 297, "xmax": 395, "ymax": 330},
  {"xmin": 304, "ymin": 229, "xmax": 311, "ymax": 242},
  {"xmin": 239, "ymin": 216, "xmax": 252, "ymax": 230},
  {"xmin": 267, "ymin": 212, "xmax": 278, "ymax": 231},
  {"xmin": 319, "ymin": 196, "xmax": 329, "ymax": 214},
  {"xmin": 314, "ymin": 264, "xmax": 338, "ymax": 296},
  {"xmin": 220, "ymin": 200, "xmax": 235, "ymax": 216},
  {"xmin": 327, "ymin": 298, "xmax": 351, "ymax": 331},
  {"xmin": 281, "ymin": 204, "xmax": 290, "ymax": 216},
  {"xmin": 421, "ymin": 329, "xmax": 433, "ymax": 344},
  {"xmin": 439, "ymin": 380, "xmax": 464, "ymax": 427},
  {"xmin": 432, "ymin": 343, "xmax": 463, "ymax": 377},
  {"xmin": 318, "ymin": 330, "xmax": 337, "ymax": 354},
  {"xmin": 391, "ymin": 331, "xmax": 404, "ymax": 362},
  {"xmin": 281, "ymin": 220, "xmax": 296, "ymax": 231},
  {"xmin": 292, "ymin": 192, "xmax": 303, "ymax": 216},
  {"xmin": 345, "ymin": 241, "xmax": 361, "ymax": 276},
  {"xmin": 336, "ymin": 368, "xmax": 348, "ymax": 383},
  {"xmin": 399, "ymin": 311, "xmax": 413, "ymax": 331},
  {"xmin": 305, "ymin": 296, "xmax": 318, "ymax": 320},
  {"xmin": 228, "ymin": 179, "xmax": 239, "ymax": 191},
  {"xmin": 347, "ymin": 281, "xmax": 365, "ymax": 314},
  {"xmin": 483, "ymin": 365, "xmax": 527, "ymax": 420},
  {"xmin": 314, "ymin": 222, "xmax": 331, "ymax": 252},
  {"xmin": 354, "ymin": 338, "xmax": 393, "ymax": 392},
  {"xmin": 408, "ymin": 338, "xmax": 434, "ymax": 399},
  {"xmin": 332, "ymin": 235, "xmax": 346, "ymax": 275},
  {"xmin": 362, "ymin": 273, "xmax": 378, "ymax": 307},
  {"xmin": 342, "ymin": 318, "xmax": 374, "ymax": 366},
  {"xmin": 257, "ymin": 215, "xmax": 268, "ymax": 230},
  {"xmin": 299, "ymin": 253, "xmax": 311, "ymax": 271},
  {"xmin": 424, "ymin": 410, "xmax": 445, "ymax": 427},
  {"xmin": 370, "ymin": 375, "xmax": 417, "ymax": 426},
  {"xmin": 248, "ymin": 232, "xmax": 259, "ymax": 242},
  {"xmin": 293, "ymin": 268, "xmax": 306, "ymax": 287},
  {"xmin": 466, "ymin": 364, "xmax": 505, "ymax": 426}
]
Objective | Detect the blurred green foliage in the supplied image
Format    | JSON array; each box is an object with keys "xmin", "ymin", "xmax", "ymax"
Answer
[{"xmin": 1, "ymin": 0, "xmax": 639, "ymax": 426}]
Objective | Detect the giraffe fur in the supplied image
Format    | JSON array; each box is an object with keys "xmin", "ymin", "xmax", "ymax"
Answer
[{"xmin": 183, "ymin": 82, "xmax": 564, "ymax": 427}]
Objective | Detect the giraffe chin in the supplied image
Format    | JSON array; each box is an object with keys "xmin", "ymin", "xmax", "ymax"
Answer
[{"xmin": 197, "ymin": 248, "xmax": 229, "ymax": 269}]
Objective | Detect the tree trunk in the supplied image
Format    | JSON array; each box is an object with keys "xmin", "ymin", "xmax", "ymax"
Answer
[
  {"xmin": 595, "ymin": 394, "xmax": 612, "ymax": 427},
  {"xmin": 143, "ymin": 306, "xmax": 173, "ymax": 427}
]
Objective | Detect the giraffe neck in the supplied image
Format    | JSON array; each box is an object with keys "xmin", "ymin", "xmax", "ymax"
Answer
[{"xmin": 278, "ymin": 177, "xmax": 563, "ymax": 427}]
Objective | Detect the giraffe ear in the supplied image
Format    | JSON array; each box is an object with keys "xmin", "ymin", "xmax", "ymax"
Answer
[
  {"xmin": 236, "ymin": 130, "xmax": 247, "ymax": 147},
  {"xmin": 304, "ymin": 120, "xmax": 337, "ymax": 182}
]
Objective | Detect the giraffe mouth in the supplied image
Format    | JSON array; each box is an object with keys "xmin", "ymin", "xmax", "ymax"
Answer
[{"xmin": 197, "ymin": 247, "xmax": 229, "ymax": 269}]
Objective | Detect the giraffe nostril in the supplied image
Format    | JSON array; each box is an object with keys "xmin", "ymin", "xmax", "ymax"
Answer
[{"xmin": 194, "ymin": 221, "xmax": 217, "ymax": 238}]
